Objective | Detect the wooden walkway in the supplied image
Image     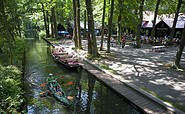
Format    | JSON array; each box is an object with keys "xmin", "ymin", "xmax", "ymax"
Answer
[{"xmin": 81, "ymin": 60, "xmax": 185, "ymax": 114}]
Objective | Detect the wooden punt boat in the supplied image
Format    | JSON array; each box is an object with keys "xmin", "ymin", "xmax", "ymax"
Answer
[{"xmin": 51, "ymin": 47, "xmax": 81, "ymax": 68}]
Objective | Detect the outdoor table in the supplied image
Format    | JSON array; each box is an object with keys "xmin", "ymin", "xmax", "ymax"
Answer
[{"xmin": 151, "ymin": 45, "xmax": 165, "ymax": 52}]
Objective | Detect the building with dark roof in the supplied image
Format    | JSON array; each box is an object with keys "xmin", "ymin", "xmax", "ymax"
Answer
[{"xmin": 141, "ymin": 12, "xmax": 185, "ymax": 38}]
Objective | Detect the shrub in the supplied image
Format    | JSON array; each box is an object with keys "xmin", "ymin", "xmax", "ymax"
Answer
[
  {"xmin": 0, "ymin": 65, "xmax": 24, "ymax": 114},
  {"xmin": 39, "ymin": 30, "xmax": 46, "ymax": 38}
]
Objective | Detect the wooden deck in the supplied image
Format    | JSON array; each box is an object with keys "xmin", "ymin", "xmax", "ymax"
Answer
[{"xmin": 81, "ymin": 60, "xmax": 185, "ymax": 114}]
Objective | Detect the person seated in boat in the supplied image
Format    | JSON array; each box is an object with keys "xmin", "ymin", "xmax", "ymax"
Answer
[
  {"xmin": 56, "ymin": 91, "xmax": 64, "ymax": 96},
  {"xmin": 55, "ymin": 85, "xmax": 65, "ymax": 96},
  {"xmin": 59, "ymin": 47, "xmax": 65, "ymax": 52},
  {"xmin": 49, "ymin": 81, "xmax": 59, "ymax": 93}
]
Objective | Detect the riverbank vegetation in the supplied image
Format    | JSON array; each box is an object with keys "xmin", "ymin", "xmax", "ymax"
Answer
[
  {"xmin": 0, "ymin": 37, "xmax": 26, "ymax": 113},
  {"xmin": 0, "ymin": 0, "xmax": 26, "ymax": 113}
]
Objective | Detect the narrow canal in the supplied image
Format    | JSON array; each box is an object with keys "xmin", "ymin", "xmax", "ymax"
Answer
[{"xmin": 24, "ymin": 38, "xmax": 141, "ymax": 114}]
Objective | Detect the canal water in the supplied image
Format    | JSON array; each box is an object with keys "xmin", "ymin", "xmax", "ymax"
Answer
[{"xmin": 24, "ymin": 38, "xmax": 141, "ymax": 114}]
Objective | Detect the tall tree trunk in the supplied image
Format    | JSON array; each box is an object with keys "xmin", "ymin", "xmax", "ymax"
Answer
[
  {"xmin": 132, "ymin": 9, "xmax": 137, "ymax": 39},
  {"xmin": 16, "ymin": 17, "xmax": 22, "ymax": 37},
  {"xmin": 117, "ymin": 0, "xmax": 124, "ymax": 44},
  {"xmin": 136, "ymin": 0, "xmax": 145, "ymax": 48},
  {"xmin": 151, "ymin": 0, "xmax": 160, "ymax": 38},
  {"xmin": 175, "ymin": 23, "xmax": 185, "ymax": 67},
  {"xmin": 84, "ymin": 10, "xmax": 87, "ymax": 39},
  {"xmin": 85, "ymin": 0, "xmax": 98, "ymax": 56},
  {"xmin": 107, "ymin": 0, "xmax": 114, "ymax": 53},
  {"xmin": 51, "ymin": 8, "xmax": 58, "ymax": 38},
  {"xmin": 42, "ymin": 3, "xmax": 49, "ymax": 38},
  {"xmin": 50, "ymin": 16, "xmax": 54, "ymax": 38},
  {"xmin": 46, "ymin": 11, "xmax": 50, "ymax": 37},
  {"xmin": 73, "ymin": 0, "xmax": 78, "ymax": 47},
  {"xmin": 117, "ymin": 14, "xmax": 122, "ymax": 44},
  {"xmin": 76, "ymin": 0, "xmax": 82, "ymax": 49},
  {"xmin": 169, "ymin": 0, "xmax": 182, "ymax": 44},
  {"xmin": 100, "ymin": 0, "xmax": 106, "ymax": 51}
]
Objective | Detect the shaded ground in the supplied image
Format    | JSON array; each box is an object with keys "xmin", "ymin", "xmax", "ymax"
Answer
[
  {"xmin": 96, "ymin": 42, "xmax": 185, "ymax": 111},
  {"xmin": 54, "ymin": 38, "xmax": 185, "ymax": 112}
]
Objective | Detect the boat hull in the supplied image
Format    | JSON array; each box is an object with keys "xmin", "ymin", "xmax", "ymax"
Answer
[{"xmin": 47, "ymin": 79, "xmax": 72, "ymax": 107}]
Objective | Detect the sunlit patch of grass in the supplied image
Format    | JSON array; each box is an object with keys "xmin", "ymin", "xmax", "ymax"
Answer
[
  {"xmin": 141, "ymin": 87, "xmax": 185, "ymax": 112},
  {"xmin": 86, "ymin": 51, "xmax": 114, "ymax": 61},
  {"xmin": 85, "ymin": 52, "xmax": 117, "ymax": 74},
  {"xmin": 164, "ymin": 63, "xmax": 185, "ymax": 71},
  {"xmin": 99, "ymin": 64, "xmax": 116, "ymax": 73},
  {"xmin": 86, "ymin": 53, "xmax": 101, "ymax": 60}
]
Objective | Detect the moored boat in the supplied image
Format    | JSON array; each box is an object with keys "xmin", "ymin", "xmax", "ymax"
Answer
[{"xmin": 51, "ymin": 47, "xmax": 81, "ymax": 68}]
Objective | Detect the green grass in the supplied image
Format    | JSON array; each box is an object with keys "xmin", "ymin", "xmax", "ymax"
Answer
[
  {"xmin": 85, "ymin": 51, "xmax": 117, "ymax": 74},
  {"xmin": 164, "ymin": 63, "xmax": 185, "ymax": 71},
  {"xmin": 99, "ymin": 64, "xmax": 116, "ymax": 73},
  {"xmin": 141, "ymin": 87, "xmax": 185, "ymax": 112}
]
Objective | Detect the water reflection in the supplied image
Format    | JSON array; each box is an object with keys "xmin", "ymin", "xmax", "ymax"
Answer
[
  {"xmin": 24, "ymin": 38, "xmax": 141, "ymax": 114},
  {"xmin": 75, "ymin": 70, "xmax": 140, "ymax": 114}
]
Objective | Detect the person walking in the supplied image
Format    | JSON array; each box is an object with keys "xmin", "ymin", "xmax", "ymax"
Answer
[{"xmin": 122, "ymin": 36, "xmax": 126, "ymax": 48}]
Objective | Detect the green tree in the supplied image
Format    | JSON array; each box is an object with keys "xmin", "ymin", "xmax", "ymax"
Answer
[
  {"xmin": 84, "ymin": 10, "xmax": 87, "ymax": 39},
  {"xmin": 116, "ymin": 0, "xmax": 124, "ymax": 44},
  {"xmin": 135, "ymin": 0, "xmax": 145, "ymax": 48},
  {"xmin": 175, "ymin": 23, "xmax": 185, "ymax": 67},
  {"xmin": 169, "ymin": 0, "xmax": 182, "ymax": 44},
  {"xmin": 100, "ymin": 0, "xmax": 106, "ymax": 51},
  {"xmin": 85, "ymin": 0, "xmax": 99, "ymax": 56},
  {"xmin": 0, "ymin": 0, "xmax": 26, "ymax": 64},
  {"xmin": 42, "ymin": 3, "xmax": 50, "ymax": 37},
  {"xmin": 107, "ymin": 0, "xmax": 114, "ymax": 53},
  {"xmin": 76, "ymin": 0, "xmax": 82, "ymax": 49},
  {"xmin": 151, "ymin": 0, "xmax": 161, "ymax": 38},
  {"xmin": 73, "ymin": 0, "xmax": 78, "ymax": 47},
  {"xmin": 51, "ymin": 7, "xmax": 58, "ymax": 38}
]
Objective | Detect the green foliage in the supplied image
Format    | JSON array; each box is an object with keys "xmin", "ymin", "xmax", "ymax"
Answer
[
  {"xmin": 159, "ymin": 0, "xmax": 177, "ymax": 14},
  {"xmin": 164, "ymin": 63, "xmax": 185, "ymax": 71},
  {"xmin": 0, "ymin": 65, "xmax": 24, "ymax": 114},
  {"xmin": 0, "ymin": 36, "xmax": 26, "ymax": 67},
  {"xmin": 39, "ymin": 30, "xmax": 46, "ymax": 38},
  {"xmin": 55, "ymin": 0, "xmax": 73, "ymax": 25},
  {"xmin": 0, "ymin": 36, "xmax": 25, "ymax": 113},
  {"xmin": 12, "ymin": 37, "xmax": 26, "ymax": 69},
  {"xmin": 145, "ymin": 0, "xmax": 178, "ymax": 15},
  {"xmin": 100, "ymin": 64, "xmax": 116, "ymax": 73}
]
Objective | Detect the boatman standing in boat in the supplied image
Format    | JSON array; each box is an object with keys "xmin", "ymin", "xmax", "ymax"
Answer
[{"xmin": 48, "ymin": 73, "xmax": 56, "ymax": 81}]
